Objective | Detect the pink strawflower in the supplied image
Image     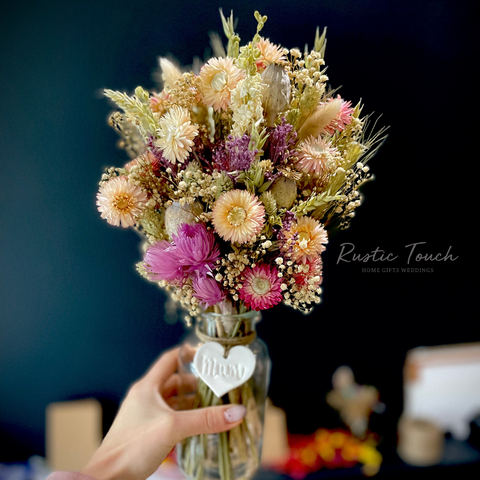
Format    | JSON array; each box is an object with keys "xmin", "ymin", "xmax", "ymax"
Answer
[
  {"xmin": 293, "ymin": 258, "xmax": 323, "ymax": 288},
  {"xmin": 239, "ymin": 264, "xmax": 283, "ymax": 311},
  {"xmin": 295, "ymin": 136, "xmax": 340, "ymax": 176},
  {"xmin": 150, "ymin": 90, "xmax": 169, "ymax": 114},
  {"xmin": 143, "ymin": 223, "xmax": 220, "ymax": 282},
  {"xmin": 144, "ymin": 241, "xmax": 184, "ymax": 282},
  {"xmin": 193, "ymin": 274, "xmax": 226, "ymax": 307},
  {"xmin": 324, "ymin": 95, "xmax": 354, "ymax": 135},
  {"xmin": 173, "ymin": 223, "xmax": 220, "ymax": 276}
]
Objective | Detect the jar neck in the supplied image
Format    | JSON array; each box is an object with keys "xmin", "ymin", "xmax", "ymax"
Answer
[{"xmin": 197, "ymin": 310, "xmax": 261, "ymax": 339}]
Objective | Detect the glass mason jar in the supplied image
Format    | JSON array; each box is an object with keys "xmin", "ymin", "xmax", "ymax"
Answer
[{"xmin": 176, "ymin": 310, "xmax": 271, "ymax": 480}]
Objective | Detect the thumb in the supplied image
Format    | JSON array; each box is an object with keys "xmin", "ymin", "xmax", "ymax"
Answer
[{"xmin": 173, "ymin": 404, "xmax": 247, "ymax": 440}]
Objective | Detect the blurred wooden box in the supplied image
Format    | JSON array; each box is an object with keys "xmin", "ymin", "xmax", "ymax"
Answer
[
  {"xmin": 261, "ymin": 399, "xmax": 289, "ymax": 466},
  {"xmin": 46, "ymin": 399, "xmax": 102, "ymax": 472}
]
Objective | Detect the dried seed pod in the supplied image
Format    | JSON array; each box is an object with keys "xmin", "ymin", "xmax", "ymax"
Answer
[
  {"xmin": 261, "ymin": 64, "xmax": 291, "ymax": 127},
  {"xmin": 164, "ymin": 201, "xmax": 203, "ymax": 238},
  {"xmin": 268, "ymin": 176, "xmax": 297, "ymax": 209}
]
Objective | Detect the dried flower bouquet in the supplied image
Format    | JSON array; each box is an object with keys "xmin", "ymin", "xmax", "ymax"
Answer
[{"xmin": 96, "ymin": 9, "xmax": 386, "ymax": 480}]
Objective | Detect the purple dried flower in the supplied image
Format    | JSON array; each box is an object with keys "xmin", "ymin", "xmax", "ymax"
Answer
[
  {"xmin": 277, "ymin": 211, "xmax": 296, "ymax": 241},
  {"xmin": 191, "ymin": 136, "xmax": 215, "ymax": 172},
  {"xmin": 213, "ymin": 134, "xmax": 257, "ymax": 172},
  {"xmin": 193, "ymin": 274, "xmax": 226, "ymax": 307},
  {"xmin": 213, "ymin": 141, "xmax": 229, "ymax": 171},
  {"xmin": 264, "ymin": 170, "xmax": 282, "ymax": 182},
  {"xmin": 266, "ymin": 118, "xmax": 297, "ymax": 165}
]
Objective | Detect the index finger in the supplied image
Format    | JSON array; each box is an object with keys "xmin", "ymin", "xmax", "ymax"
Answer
[{"xmin": 143, "ymin": 346, "xmax": 181, "ymax": 387}]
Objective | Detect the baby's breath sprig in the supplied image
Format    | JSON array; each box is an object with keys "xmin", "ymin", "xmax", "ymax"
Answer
[
  {"xmin": 109, "ymin": 112, "xmax": 146, "ymax": 159},
  {"xmin": 162, "ymin": 72, "xmax": 199, "ymax": 111},
  {"xmin": 214, "ymin": 251, "xmax": 251, "ymax": 303},
  {"xmin": 165, "ymin": 281, "xmax": 201, "ymax": 318},
  {"xmin": 285, "ymin": 49, "xmax": 329, "ymax": 128},
  {"xmin": 99, "ymin": 166, "xmax": 129, "ymax": 185},
  {"xmin": 174, "ymin": 162, "xmax": 216, "ymax": 207},
  {"xmin": 274, "ymin": 258, "xmax": 322, "ymax": 313}
]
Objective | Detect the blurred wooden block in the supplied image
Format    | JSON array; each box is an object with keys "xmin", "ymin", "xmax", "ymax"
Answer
[
  {"xmin": 261, "ymin": 399, "xmax": 289, "ymax": 467},
  {"xmin": 46, "ymin": 398, "xmax": 102, "ymax": 472}
]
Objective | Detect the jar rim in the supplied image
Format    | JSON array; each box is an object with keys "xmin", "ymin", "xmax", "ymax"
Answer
[{"xmin": 199, "ymin": 310, "xmax": 261, "ymax": 322}]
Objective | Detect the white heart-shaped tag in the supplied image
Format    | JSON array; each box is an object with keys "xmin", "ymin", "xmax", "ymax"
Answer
[{"xmin": 193, "ymin": 342, "xmax": 256, "ymax": 398}]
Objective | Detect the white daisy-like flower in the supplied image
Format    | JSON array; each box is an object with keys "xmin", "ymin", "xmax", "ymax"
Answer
[
  {"xmin": 97, "ymin": 176, "xmax": 148, "ymax": 228},
  {"xmin": 155, "ymin": 106, "xmax": 198, "ymax": 163}
]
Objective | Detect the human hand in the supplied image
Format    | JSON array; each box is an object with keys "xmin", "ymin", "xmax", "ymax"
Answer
[{"xmin": 80, "ymin": 347, "xmax": 246, "ymax": 480}]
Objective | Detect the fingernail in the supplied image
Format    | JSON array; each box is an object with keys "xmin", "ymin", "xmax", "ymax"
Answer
[{"xmin": 224, "ymin": 405, "xmax": 246, "ymax": 423}]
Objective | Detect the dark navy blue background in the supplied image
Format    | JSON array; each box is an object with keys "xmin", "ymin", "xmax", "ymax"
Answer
[{"xmin": 0, "ymin": 0, "xmax": 474, "ymax": 461}]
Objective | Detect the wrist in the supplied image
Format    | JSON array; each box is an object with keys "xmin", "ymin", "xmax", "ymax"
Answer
[{"xmin": 81, "ymin": 448, "xmax": 133, "ymax": 480}]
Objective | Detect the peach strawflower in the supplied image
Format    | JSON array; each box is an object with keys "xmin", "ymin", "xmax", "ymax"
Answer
[
  {"xmin": 282, "ymin": 216, "xmax": 328, "ymax": 263},
  {"xmin": 296, "ymin": 136, "xmax": 341, "ymax": 176},
  {"xmin": 155, "ymin": 105, "xmax": 198, "ymax": 163},
  {"xmin": 256, "ymin": 37, "xmax": 286, "ymax": 71},
  {"xmin": 97, "ymin": 176, "xmax": 148, "ymax": 228},
  {"xmin": 198, "ymin": 57, "xmax": 245, "ymax": 111},
  {"xmin": 212, "ymin": 190, "xmax": 265, "ymax": 244}
]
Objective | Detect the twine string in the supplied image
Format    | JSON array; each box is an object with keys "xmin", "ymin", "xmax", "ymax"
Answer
[{"xmin": 195, "ymin": 324, "xmax": 256, "ymax": 357}]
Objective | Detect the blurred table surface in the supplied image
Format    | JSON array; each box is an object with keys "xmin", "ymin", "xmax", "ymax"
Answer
[
  {"xmin": 254, "ymin": 438, "xmax": 480, "ymax": 479},
  {"xmin": 1, "ymin": 439, "xmax": 479, "ymax": 480}
]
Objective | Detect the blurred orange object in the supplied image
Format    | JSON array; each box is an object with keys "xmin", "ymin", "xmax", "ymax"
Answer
[{"xmin": 271, "ymin": 428, "xmax": 382, "ymax": 479}]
